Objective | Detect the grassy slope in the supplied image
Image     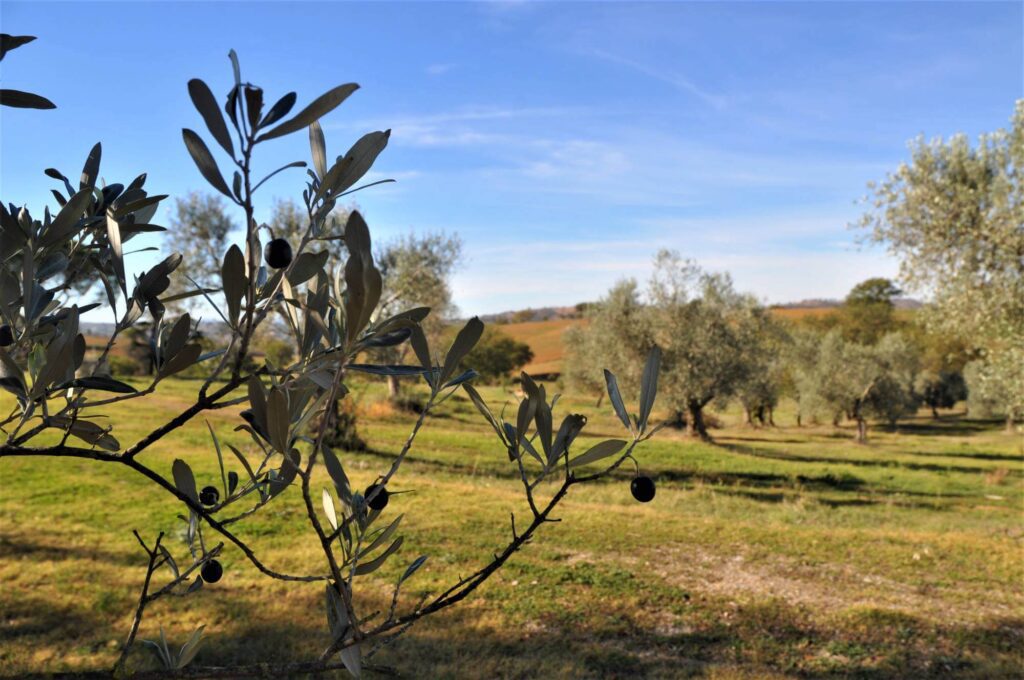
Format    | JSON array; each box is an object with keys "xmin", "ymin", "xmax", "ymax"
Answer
[{"xmin": 1, "ymin": 378, "xmax": 1022, "ymax": 679}]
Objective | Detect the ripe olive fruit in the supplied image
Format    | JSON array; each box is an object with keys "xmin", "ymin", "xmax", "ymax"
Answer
[
  {"xmin": 264, "ymin": 238, "xmax": 293, "ymax": 269},
  {"xmin": 364, "ymin": 484, "xmax": 389, "ymax": 511},
  {"xmin": 199, "ymin": 486, "xmax": 220, "ymax": 507},
  {"xmin": 201, "ymin": 559, "xmax": 223, "ymax": 584},
  {"xmin": 630, "ymin": 476, "xmax": 656, "ymax": 503},
  {"xmin": 0, "ymin": 325, "xmax": 13, "ymax": 347}
]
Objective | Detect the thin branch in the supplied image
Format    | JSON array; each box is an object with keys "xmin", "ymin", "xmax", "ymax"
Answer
[{"xmin": 113, "ymin": 531, "xmax": 164, "ymax": 674}]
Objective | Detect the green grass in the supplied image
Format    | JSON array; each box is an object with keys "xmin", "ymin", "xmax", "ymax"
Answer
[{"xmin": 1, "ymin": 377, "xmax": 1022, "ymax": 678}]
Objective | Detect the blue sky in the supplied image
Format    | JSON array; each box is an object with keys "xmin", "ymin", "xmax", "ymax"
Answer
[{"xmin": 2, "ymin": 1, "xmax": 1021, "ymax": 317}]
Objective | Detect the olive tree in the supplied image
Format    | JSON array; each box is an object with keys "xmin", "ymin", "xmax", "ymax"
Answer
[
  {"xmin": 165, "ymin": 192, "xmax": 237, "ymax": 311},
  {"xmin": 0, "ymin": 44, "xmax": 665, "ymax": 678},
  {"xmin": 567, "ymin": 251, "xmax": 759, "ymax": 441},
  {"xmin": 857, "ymin": 101, "xmax": 1024, "ymax": 428},
  {"xmin": 374, "ymin": 232, "xmax": 463, "ymax": 399},
  {"xmin": 964, "ymin": 350, "xmax": 1024, "ymax": 429},
  {"xmin": 791, "ymin": 330, "xmax": 919, "ymax": 443}
]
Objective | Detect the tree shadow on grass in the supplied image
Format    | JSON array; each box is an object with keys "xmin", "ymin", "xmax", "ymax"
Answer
[
  {"xmin": 890, "ymin": 418, "xmax": 1007, "ymax": 437},
  {"xmin": 708, "ymin": 487, "xmax": 943, "ymax": 510},
  {"xmin": 716, "ymin": 440, "xmax": 1020, "ymax": 476},
  {"xmin": 0, "ymin": 533, "xmax": 140, "ymax": 568},
  {"xmin": 3, "ymin": 570, "xmax": 1023, "ymax": 679}
]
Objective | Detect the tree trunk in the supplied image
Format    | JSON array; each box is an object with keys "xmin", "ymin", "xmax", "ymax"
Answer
[
  {"xmin": 796, "ymin": 412, "xmax": 802, "ymax": 428},
  {"xmin": 931, "ymin": 404, "xmax": 939, "ymax": 419},
  {"xmin": 686, "ymin": 400, "xmax": 711, "ymax": 441},
  {"xmin": 742, "ymin": 406, "xmax": 754, "ymax": 428},
  {"xmin": 754, "ymin": 405, "xmax": 766, "ymax": 427},
  {"xmin": 767, "ymin": 406, "xmax": 776, "ymax": 427},
  {"xmin": 855, "ymin": 417, "xmax": 868, "ymax": 444},
  {"xmin": 1008, "ymin": 413, "xmax": 1016, "ymax": 433},
  {"xmin": 387, "ymin": 375, "xmax": 401, "ymax": 400},
  {"xmin": 595, "ymin": 392, "xmax": 604, "ymax": 408}
]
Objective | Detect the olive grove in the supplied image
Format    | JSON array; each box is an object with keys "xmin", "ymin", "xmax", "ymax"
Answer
[{"xmin": 0, "ymin": 40, "xmax": 666, "ymax": 678}]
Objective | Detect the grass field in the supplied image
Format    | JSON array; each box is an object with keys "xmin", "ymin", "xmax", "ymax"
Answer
[{"xmin": 1, "ymin": 377, "xmax": 1022, "ymax": 678}]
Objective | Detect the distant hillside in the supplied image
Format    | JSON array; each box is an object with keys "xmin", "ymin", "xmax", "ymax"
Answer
[
  {"xmin": 479, "ymin": 305, "xmax": 586, "ymax": 324},
  {"xmin": 772, "ymin": 298, "xmax": 922, "ymax": 310},
  {"xmin": 498, "ymin": 318, "xmax": 585, "ymax": 377}
]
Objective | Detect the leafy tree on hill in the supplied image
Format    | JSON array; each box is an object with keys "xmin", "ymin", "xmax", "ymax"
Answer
[
  {"xmin": 798, "ymin": 277, "xmax": 906, "ymax": 345},
  {"xmin": 841, "ymin": 277, "xmax": 904, "ymax": 345}
]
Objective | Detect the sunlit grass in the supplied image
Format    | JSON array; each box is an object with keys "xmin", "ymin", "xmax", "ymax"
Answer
[{"xmin": 1, "ymin": 377, "xmax": 1021, "ymax": 678}]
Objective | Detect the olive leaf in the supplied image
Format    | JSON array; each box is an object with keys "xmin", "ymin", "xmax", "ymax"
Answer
[
  {"xmin": 172, "ymin": 459, "xmax": 199, "ymax": 503},
  {"xmin": 316, "ymin": 130, "xmax": 391, "ymax": 202},
  {"xmin": 175, "ymin": 625, "xmax": 205, "ymax": 669},
  {"xmin": 106, "ymin": 215, "xmax": 127, "ymax": 298},
  {"xmin": 0, "ymin": 89, "xmax": 55, "ymax": 109},
  {"xmin": 462, "ymin": 384, "xmax": 506, "ymax": 444},
  {"xmin": 266, "ymin": 388, "xmax": 290, "ymax": 453},
  {"xmin": 268, "ymin": 449, "xmax": 301, "ymax": 497},
  {"xmin": 604, "ymin": 369, "xmax": 633, "ymax": 433},
  {"xmin": 309, "ymin": 120, "xmax": 327, "ymax": 179},
  {"xmin": 354, "ymin": 536, "xmax": 403, "ymax": 575},
  {"xmin": 159, "ymin": 343, "xmax": 201, "ymax": 378},
  {"xmin": 256, "ymin": 83, "xmax": 359, "ymax": 142},
  {"xmin": 638, "ymin": 345, "xmax": 661, "ymax": 433},
  {"xmin": 322, "ymin": 488, "xmax": 338, "ymax": 530},
  {"xmin": 182, "ymin": 129, "xmax": 233, "ymax": 199},
  {"xmin": 287, "ymin": 250, "xmax": 328, "ymax": 287},
  {"xmin": 187, "ymin": 78, "xmax": 234, "ymax": 157},
  {"xmin": 66, "ymin": 376, "xmax": 137, "ymax": 393},
  {"xmin": 400, "ymin": 555, "xmax": 428, "ymax": 584},
  {"xmin": 206, "ymin": 420, "xmax": 229, "ymax": 498},
  {"xmin": 321, "ymin": 445, "xmax": 352, "ymax": 504},
  {"xmin": 569, "ymin": 439, "xmax": 627, "ymax": 468},
  {"xmin": 244, "ymin": 86, "xmax": 263, "ymax": 130},
  {"xmin": 221, "ymin": 244, "xmax": 246, "ymax": 326},
  {"xmin": 0, "ymin": 34, "xmax": 36, "ymax": 60},
  {"xmin": 441, "ymin": 317, "xmax": 483, "ymax": 382},
  {"xmin": 259, "ymin": 92, "xmax": 296, "ymax": 129},
  {"xmin": 80, "ymin": 142, "xmax": 102, "ymax": 190},
  {"xmin": 39, "ymin": 188, "xmax": 92, "ymax": 247}
]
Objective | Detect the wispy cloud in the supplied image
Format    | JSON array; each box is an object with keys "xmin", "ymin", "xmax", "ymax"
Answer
[{"xmin": 578, "ymin": 47, "xmax": 729, "ymax": 110}]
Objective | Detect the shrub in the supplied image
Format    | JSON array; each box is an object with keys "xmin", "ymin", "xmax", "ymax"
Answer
[{"xmin": 108, "ymin": 355, "xmax": 144, "ymax": 377}]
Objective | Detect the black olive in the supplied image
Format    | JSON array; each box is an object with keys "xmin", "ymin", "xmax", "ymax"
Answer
[
  {"xmin": 630, "ymin": 476, "xmax": 656, "ymax": 503},
  {"xmin": 264, "ymin": 238, "xmax": 293, "ymax": 269},
  {"xmin": 199, "ymin": 486, "xmax": 220, "ymax": 507},
  {"xmin": 201, "ymin": 559, "xmax": 223, "ymax": 584},
  {"xmin": 0, "ymin": 325, "xmax": 14, "ymax": 347},
  {"xmin": 364, "ymin": 484, "xmax": 389, "ymax": 511}
]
